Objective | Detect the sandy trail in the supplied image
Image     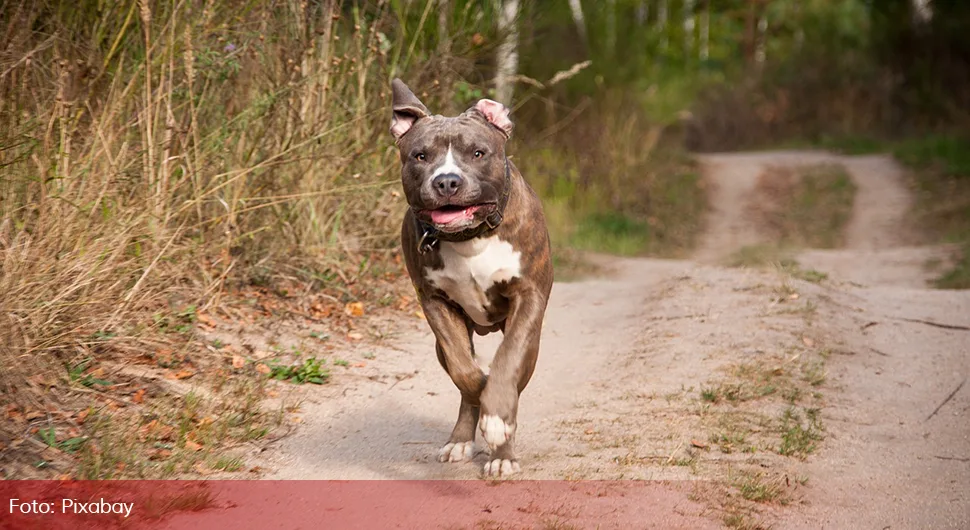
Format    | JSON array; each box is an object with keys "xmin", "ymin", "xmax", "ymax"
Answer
[{"xmin": 261, "ymin": 151, "xmax": 969, "ymax": 528}]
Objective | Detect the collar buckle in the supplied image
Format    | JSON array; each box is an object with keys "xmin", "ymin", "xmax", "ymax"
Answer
[{"xmin": 417, "ymin": 229, "xmax": 437, "ymax": 254}]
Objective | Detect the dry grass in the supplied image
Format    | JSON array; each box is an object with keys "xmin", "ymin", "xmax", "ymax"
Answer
[
  {"xmin": 747, "ymin": 164, "xmax": 856, "ymax": 249},
  {"xmin": 0, "ymin": 0, "xmax": 459, "ymax": 477}
]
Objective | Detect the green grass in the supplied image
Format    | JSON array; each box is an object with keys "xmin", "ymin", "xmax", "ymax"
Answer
[
  {"xmin": 570, "ymin": 212, "xmax": 651, "ymax": 256},
  {"xmin": 780, "ymin": 164, "xmax": 857, "ymax": 249},
  {"xmin": 734, "ymin": 471, "xmax": 786, "ymax": 503},
  {"xmin": 778, "ymin": 407, "xmax": 824, "ymax": 458},
  {"xmin": 894, "ymin": 135, "xmax": 970, "ymax": 289}
]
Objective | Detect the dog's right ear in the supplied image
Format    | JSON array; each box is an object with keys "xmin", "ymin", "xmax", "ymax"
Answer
[{"xmin": 390, "ymin": 79, "xmax": 430, "ymax": 140}]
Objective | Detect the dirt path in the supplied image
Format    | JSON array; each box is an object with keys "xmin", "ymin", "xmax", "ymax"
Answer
[{"xmin": 260, "ymin": 151, "xmax": 969, "ymax": 528}]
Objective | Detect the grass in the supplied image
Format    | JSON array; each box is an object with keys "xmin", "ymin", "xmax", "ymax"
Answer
[
  {"xmin": 521, "ymin": 112, "xmax": 708, "ymax": 261},
  {"xmin": 726, "ymin": 245, "xmax": 829, "ymax": 285},
  {"xmin": 894, "ymin": 135, "xmax": 970, "ymax": 289},
  {"xmin": 778, "ymin": 407, "xmax": 824, "ymax": 458},
  {"xmin": 749, "ymin": 164, "xmax": 857, "ymax": 249},
  {"xmin": 734, "ymin": 471, "xmax": 787, "ymax": 504}
]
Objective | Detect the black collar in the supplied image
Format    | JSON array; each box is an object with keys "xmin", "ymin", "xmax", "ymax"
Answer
[{"xmin": 414, "ymin": 158, "xmax": 512, "ymax": 254}]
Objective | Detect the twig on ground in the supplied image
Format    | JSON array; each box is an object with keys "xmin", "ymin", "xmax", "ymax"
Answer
[
  {"xmin": 925, "ymin": 378, "xmax": 966, "ymax": 422},
  {"xmin": 934, "ymin": 455, "xmax": 970, "ymax": 462},
  {"xmin": 893, "ymin": 317, "xmax": 970, "ymax": 331}
]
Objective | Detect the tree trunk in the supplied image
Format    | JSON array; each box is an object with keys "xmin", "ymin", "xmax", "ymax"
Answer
[
  {"xmin": 495, "ymin": 0, "xmax": 520, "ymax": 105},
  {"xmin": 756, "ymin": 10, "xmax": 767, "ymax": 66},
  {"xmin": 657, "ymin": 0, "xmax": 668, "ymax": 52},
  {"xmin": 684, "ymin": 0, "xmax": 695, "ymax": 58},
  {"xmin": 636, "ymin": 0, "xmax": 649, "ymax": 25},
  {"xmin": 606, "ymin": 0, "xmax": 617, "ymax": 60},
  {"xmin": 700, "ymin": 0, "xmax": 709, "ymax": 60},
  {"xmin": 567, "ymin": 0, "xmax": 588, "ymax": 48}
]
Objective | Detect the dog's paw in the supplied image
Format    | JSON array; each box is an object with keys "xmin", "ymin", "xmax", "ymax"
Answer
[
  {"xmin": 483, "ymin": 458, "xmax": 520, "ymax": 477},
  {"xmin": 479, "ymin": 415, "xmax": 514, "ymax": 450},
  {"xmin": 437, "ymin": 441, "xmax": 475, "ymax": 463}
]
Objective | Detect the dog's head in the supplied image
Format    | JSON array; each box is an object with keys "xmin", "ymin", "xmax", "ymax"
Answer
[{"xmin": 390, "ymin": 79, "xmax": 514, "ymax": 234}]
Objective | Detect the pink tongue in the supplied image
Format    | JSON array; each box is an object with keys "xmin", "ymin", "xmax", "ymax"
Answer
[{"xmin": 430, "ymin": 206, "xmax": 476, "ymax": 225}]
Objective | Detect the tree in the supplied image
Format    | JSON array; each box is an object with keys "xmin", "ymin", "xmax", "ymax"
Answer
[{"xmin": 495, "ymin": 0, "xmax": 520, "ymax": 105}]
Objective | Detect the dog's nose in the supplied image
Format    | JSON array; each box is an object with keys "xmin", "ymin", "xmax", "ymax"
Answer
[{"xmin": 432, "ymin": 173, "xmax": 463, "ymax": 197}]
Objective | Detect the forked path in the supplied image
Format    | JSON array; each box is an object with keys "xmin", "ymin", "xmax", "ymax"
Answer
[{"xmin": 261, "ymin": 151, "xmax": 969, "ymax": 528}]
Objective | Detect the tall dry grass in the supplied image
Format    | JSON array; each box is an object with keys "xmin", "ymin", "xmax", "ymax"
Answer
[{"xmin": 0, "ymin": 0, "xmax": 464, "ymax": 404}]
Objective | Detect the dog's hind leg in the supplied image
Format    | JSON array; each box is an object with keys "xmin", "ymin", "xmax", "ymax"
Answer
[{"xmin": 438, "ymin": 395, "xmax": 481, "ymax": 462}]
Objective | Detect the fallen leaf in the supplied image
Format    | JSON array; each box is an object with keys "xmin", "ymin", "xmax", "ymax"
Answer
[
  {"xmin": 266, "ymin": 390, "xmax": 279, "ymax": 398},
  {"xmin": 347, "ymin": 331, "xmax": 363, "ymax": 341},
  {"xmin": 184, "ymin": 440, "xmax": 203, "ymax": 452},
  {"xmin": 255, "ymin": 363, "xmax": 271, "ymax": 375},
  {"xmin": 132, "ymin": 388, "xmax": 146, "ymax": 404},
  {"xmin": 584, "ymin": 428, "xmax": 596, "ymax": 435},
  {"xmin": 115, "ymin": 462, "xmax": 126, "ymax": 472},
  {"xmin": 789, "ymin": 293, "xmax": 800, "ymax": 300},
  {"xmin": 353, "ymin": 362, "xmax": 367, "ymax": 368},
  {"xmin": 150, "ymin": 448, "xmax": 172, "ymax": 460},
  {"xmin": 691, "ymin": 439, "xmax": 710, "ymax": 450},
  {"xmin": 232, "ymin": 355, "xmax": 246, "ymax": 369},
  {"xmin": 344, "ymin": 301, "xmax": 365, "ymax": 317},
  {"xmin": 169, "ymin": 369, "xmax": 195, "ymax": 380},
  {"xmin": 291, "ymin": 416, "xmax": 303, "ymax": 423},
  {"xmin": 156, "ymin": 348, "xmax": 175, "ymax": 365},
  {"xmin": 25, "ymin": 410, "xmax": 45, "ymax": 421},
  {"xmin": 248, "ymin": 466, "xmax": 263, "ymax": 474},
  {"xmin": 196, "ymin": 312, "xmax": 216, "ymax": 328},
  {"xmin": 57, "ymin": 474, "xmax": 72, "ymax": 481},
  {"xmin": 802, "ymin": 337, "xmax": 815, "ymax": 348},
  {"xmin": 75, "ymin": 409, "xmax": 89, "ymax": 424},
  {"xmin": 414, "ymin": 310, "xmax": 425, "ymax": 320}
]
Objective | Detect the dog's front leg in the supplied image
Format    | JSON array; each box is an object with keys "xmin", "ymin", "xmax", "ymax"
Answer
[
  {"xmin": 421, "ymin": 296, "xmax": 488, "ymax": 463},
  {"xmin": 479, "ymin": 285, "xmax": 547, "ymax": 476}
]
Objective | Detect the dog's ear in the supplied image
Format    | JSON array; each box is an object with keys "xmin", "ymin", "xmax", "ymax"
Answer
[
  {"xmin": 474, "ymin": 99, "xmax": 514, "ymax": 138},
  {"xmin": 390, "ymin": 79, "xmax": 430, "ymax": 140}
]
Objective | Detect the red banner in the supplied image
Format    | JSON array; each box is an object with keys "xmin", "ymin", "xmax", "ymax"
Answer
[{"xmin": 1, "ymin": 480, "xmax": 719, "ymax": 529}]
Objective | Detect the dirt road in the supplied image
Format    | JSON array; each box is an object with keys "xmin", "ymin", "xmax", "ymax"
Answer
[{"xmin": 261, "ymin": 151, "xmax": 969, "ymax": 528}]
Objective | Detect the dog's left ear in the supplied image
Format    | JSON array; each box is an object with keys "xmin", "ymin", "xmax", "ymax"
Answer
[
  {"xmin": 391, "ymin": 79, "xmax": 430, "ymax": 140},
  {"xmin": 474, "ymin": 99, "xmax": 514, "ymax": 138}
]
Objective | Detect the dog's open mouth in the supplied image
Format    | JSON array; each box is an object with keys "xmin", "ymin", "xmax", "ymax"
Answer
[{"xmin": 425, "ymin": 204, "xmax": 486, "ymax": 226}]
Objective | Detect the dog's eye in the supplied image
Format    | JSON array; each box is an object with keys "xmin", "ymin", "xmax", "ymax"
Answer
[
  {"xmin": 474, "ymin": 150, "xmax": 485, "ymax": 159},
  {"xmin": 414, "ymin": 153, "xmax": 426, "ymax": 162}
]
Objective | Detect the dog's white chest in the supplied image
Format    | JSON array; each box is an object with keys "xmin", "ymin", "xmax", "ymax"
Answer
[{"xmin": 425, "ymin": 236, "xmax": 522, "ymax": 327}]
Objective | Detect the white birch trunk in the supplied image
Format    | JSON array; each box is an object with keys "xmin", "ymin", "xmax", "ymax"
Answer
[
  {"xmin": 700, "ymin": 0, "xmax": 709, "ymax": 60},
  {"xmin": 567, "ymin": 0, "xmax": 588, "ymax": 46},
  {"xmin": 636, "ymin": 0, "xmax": 648, "ymax": 25},
  {"xmin": 495, "ymin": 0, "xmax": 520, "ymax": 105},
  {"xmin": 755, "ymin": 12, "xmax": 767, "ymax": 65}
]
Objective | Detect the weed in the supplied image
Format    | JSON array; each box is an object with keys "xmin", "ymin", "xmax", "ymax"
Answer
[
  {"xmin": 749, "ymin": 164, "xmax": 857, "ymax": 249},
  {"xmin": 334, "ymin": 359, "xmax": 350, "ymax": 367},
  {"xmin": 734, "ymin": 471, "xmax": 786, "ymax": 503},
  {"xmin": 268, "ymin": 358, "xmax": 330, "ymax": 385},
  {"xmin": 778, "ymin": 407, "xmax": 824, "ymax": 458},
  {"xmin": 801, "ymin": 361, "xmax": 827, "ymax": 387},
  {"xmin": 211, "ymin": 456, "xmax": 245, "ymax": 472}
]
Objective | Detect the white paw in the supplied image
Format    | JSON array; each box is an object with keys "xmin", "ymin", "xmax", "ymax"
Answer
[
  {"xmin": 483, "ymin": 458, "xmax": 521, "ymax": 477},
  {"xmin": 479, "ymin": 415, "xmax": 514, "ymax": 450},
  {"xmin": 437, "ymin": 441, "xmax": 475, "ymax": 463}
]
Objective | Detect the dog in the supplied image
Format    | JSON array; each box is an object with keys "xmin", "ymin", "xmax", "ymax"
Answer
[{"xmin": 390, "ymin": 79, "xmax": 553, "ymax": 477}]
